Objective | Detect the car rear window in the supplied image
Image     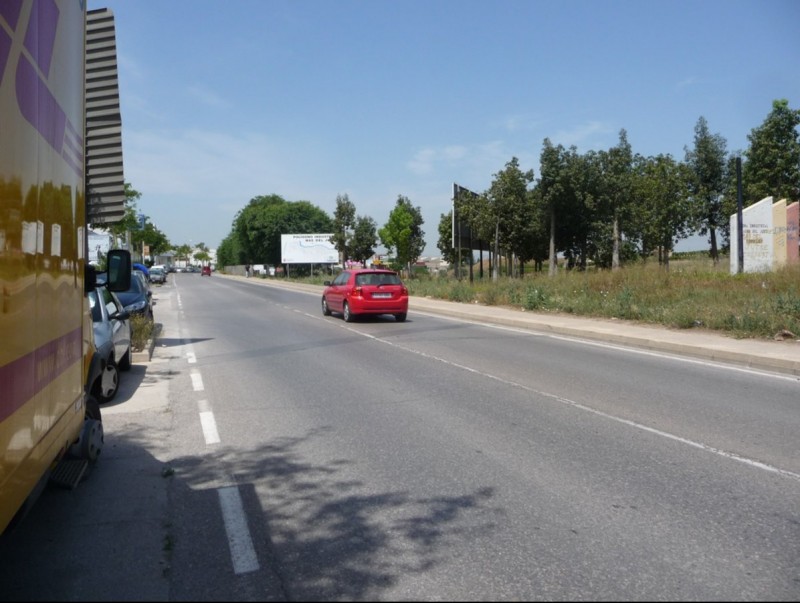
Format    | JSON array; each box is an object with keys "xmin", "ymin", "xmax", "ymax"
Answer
[{"xmin": 356, "ymin": 272, "xmax": 401, "ymax": 286}]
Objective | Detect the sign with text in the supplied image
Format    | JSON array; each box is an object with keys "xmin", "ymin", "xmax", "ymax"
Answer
[{"xmin": 281, "ymin": 234, "xmax": 338, "ymax": 264}]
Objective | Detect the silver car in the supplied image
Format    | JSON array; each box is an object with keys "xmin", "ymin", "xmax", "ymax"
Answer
[
  {"xmin": 88, "ymin": 284, "xmax": 132, "ymax": 403},
  {"xmin": 149, "ymin": 266, "xmax": 167, "ymax": 284}
]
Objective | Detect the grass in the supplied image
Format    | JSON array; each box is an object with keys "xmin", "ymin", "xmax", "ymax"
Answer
[{"xmin": 290, "ymin": 254, "xmax": 800, "ymax": 340}]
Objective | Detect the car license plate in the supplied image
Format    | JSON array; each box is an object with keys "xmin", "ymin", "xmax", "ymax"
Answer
[{"xmin": 372, "ymin": 292, "xmax": 391, "ymax": 299}]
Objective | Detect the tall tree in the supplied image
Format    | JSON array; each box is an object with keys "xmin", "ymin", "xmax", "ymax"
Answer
[
  {"xmin": 437, "ymin": 211, "xmax": 457, "ymax": 266},
  {"xmin": 742, "ymin": 99, "xmax": 800, "ymax": 204},
  {"xmin": 485, "ymin": 157, "xmax": 534, "ymax": 277},
  {"xmin": 633, "ymin": 154, "xmax": 694, "ymax": 270},
  {"xmin": 349, "ymin": 215, "xmax": 378, "ymax": 266},
  {"xmin": 331, "ymin": 193, "xmax": 356, "ymax": 267},
  {"xmin": 684, "ymin": 117, "xmax": 728, "ymax": 264},
  {"xmin": 598, "ymin": 130, "xmax": 634, "ymax": 271},
  {"xmin": 379, "ymin": 195, "xmax": 425, "ymax": 277}
]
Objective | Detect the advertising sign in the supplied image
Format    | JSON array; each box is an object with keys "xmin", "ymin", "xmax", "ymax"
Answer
[{"xmin": 280, "ymin": 234, "xmax": 338, "ymax": 264}]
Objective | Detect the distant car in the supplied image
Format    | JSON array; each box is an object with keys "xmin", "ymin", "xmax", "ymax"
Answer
[
  {"xmin": 322, "ymin": 268, "xmax": 408, "ymax": 322},
  {"xmin": 149, "ymin": 266, "xmax": 166, "ymax": 284},
  {"xmin": 88, "ymin": 284, "xmax": 131, "ymax": 403},
  {"xmin": 201, "ymin": 265, "xmax": 212, "ymax": 276},
  {"xmin": 116, "ymin": 269, "xmax": 154, "ymax": 321}
]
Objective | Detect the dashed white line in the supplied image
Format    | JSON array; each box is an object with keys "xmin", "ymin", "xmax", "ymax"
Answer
[
  {"xmin": 199, "ymin": 411, "xmax": 221, "ymax": 445},
  {"xmin": 218, "ymin": 486, "xmax": 260, "ymax": 574},
  {"xmin": 190, "ymin": 370, "xmax": 204, "ymax": 391}
]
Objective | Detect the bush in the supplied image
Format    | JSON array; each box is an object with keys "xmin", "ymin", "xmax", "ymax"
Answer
[{"xmin": 130, "ymin": 313, "xmax": 155, "ymax": 352}]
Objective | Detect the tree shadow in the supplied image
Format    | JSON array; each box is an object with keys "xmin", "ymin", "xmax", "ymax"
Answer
[{"xmin": 168, "ymin": 427, "xmax": 501, "ymax": 601}]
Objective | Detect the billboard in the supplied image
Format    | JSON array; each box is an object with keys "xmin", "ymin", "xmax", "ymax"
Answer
[
  {"xmin": 452, "ymin": 183, "xmax": 489, "ymax": 250},
  {"xmin": 280, "ymin": 234, "xmax": 338, "ymax": 264}
]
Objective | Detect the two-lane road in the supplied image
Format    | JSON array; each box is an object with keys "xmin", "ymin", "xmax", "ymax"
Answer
[{"xmin": 1, "ymin": 272, "xmax": 797, "ymax": 601}]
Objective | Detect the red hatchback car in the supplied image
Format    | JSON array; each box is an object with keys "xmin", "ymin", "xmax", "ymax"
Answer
[{"xmin": 322, "ymin": 268, "xmax": 409, "ymax": 322}]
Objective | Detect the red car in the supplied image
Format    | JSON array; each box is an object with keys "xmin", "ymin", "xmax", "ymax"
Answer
[
  {"xmin": 322, "ymin": 268, "xmax": 408, "ymax": 322},
  {"xmin": 201, "ymin": 266, "xmax": 211, "ymax": 276}
]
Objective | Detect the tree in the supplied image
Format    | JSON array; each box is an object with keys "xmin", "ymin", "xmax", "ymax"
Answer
[
  {"xmin": 232, "ymin": 195, "xmax": 333, "ymax": 267},
  {"xmin": 684, "ymin": 117, "xmax": 728, "ymax": 264},
  {"xmin": 132, "ymin": 221, "xmax": 170, "ymax": 258},
  {"xmin": 331, "ymin": 193, "xmax": 356, "ymax": 267},
  {"xmin": 632, "ymin": 154, "xmax": 694, "ymax": 270},
  {"xmin": 437, "ymin": 211, "xmax": 457, "ymax": 266},
  {"xmin": 349, "ymin": 215, "xmax": 378, "ymax": 266},
  {"xmin": 485, "ymin": 157, "xmax": 534, "ymax": 277},
  {"xmin": 598, "ymin": 130, "xmax": 634, "ymax": 271},
  {"xmin": 742, "ymin": 99, "xmax": 800, "ymax": 204},
  {"xmin": 379, "ymin": 195, "xmax": 425, "ymax": 277}
]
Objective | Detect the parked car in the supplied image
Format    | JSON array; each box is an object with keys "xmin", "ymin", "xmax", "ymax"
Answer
[
  {"xmin": 149, "ymin": 266, "xmax": 167, "ymax": 284},
  {"xmin": 132, "ymin": 262, "xmax": 150, "ymax": 280},
  {"xmin": 88, "ymin": 284, "xmax": 132, "ymax": 403},
  {"xmin": 322, "ymin": 268, "xmax": 409, "ymax": 322},
  {"xmin": 116, "ymin": 269, "xmax": 154, "ymax": 321},
  {"xmin": 201, "ymin": 265, "xmax": 211, "ymax": 276}
]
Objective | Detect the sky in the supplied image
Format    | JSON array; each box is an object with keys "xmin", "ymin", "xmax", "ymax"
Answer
[{"xmin": 92, "ymin": 0, "xmax": 800, "ymax": 257}]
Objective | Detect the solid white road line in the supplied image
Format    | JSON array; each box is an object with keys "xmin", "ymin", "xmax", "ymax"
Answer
[{"xmin": 218, "ymin": 486, "xmax": 260, "ymax": 574}]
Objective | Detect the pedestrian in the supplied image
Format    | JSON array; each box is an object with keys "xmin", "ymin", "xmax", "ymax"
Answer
[{"xmin": 245, "ymin": 263, "xmax": 251, "ymax": 278}]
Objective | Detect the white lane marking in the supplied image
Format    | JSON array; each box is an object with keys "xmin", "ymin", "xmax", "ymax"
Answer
[
  {"xmin": 351, "ymin": 327, "xmax": 800, "ymax": 483},
  {"xmin": 190, "ymin": 370, "xmax": 204, "ymax": 391},
  {"xmin": 187, "ymin": 351, "xmax": 197, "ymax": 364},
  {"xmin": 411, "ymin": 310, "xmax": 799, "ymax": 382},
  {"xmin": 199, "ymin": 411, "xmax": 220, "ymax": 445},
  {"xmin": 218, "ymin": 487, "xmax": 259, "ymax": 574}
]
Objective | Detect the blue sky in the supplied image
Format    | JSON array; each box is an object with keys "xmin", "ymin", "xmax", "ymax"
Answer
[{"xmin": 93, "ymin": 0, "xmax": 800, "ymax": 256}]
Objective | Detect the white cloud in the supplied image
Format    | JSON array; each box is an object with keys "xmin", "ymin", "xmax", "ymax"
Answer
[
  {"xmin": 406, "ymin": 141, "xmax": 507, "ymax": 177},
  {"xmin": 187, "ymin": 85, "xmax": 230, "ymax": 108},
  {"xmin": 552, "ymin": 121, "xmax": 614, "ymax": 150}
]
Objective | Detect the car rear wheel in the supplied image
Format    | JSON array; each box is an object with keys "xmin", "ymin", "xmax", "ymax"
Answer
[
  {"xmin": 343, "ymin": 302, "xmax": 354, "ymax": 322},
  {"xmin": 395, "ymin": 313, "xmax": 407, "ymax": 322},
  {"xmin": 95, "ymin": 357, "xmax": 119, "ymax": 403},
  {"xmin": 322, "ymin": 297, "xmax": 331, "ymax": 316},
  {"xmin": 119, "ymin": 348, "xmax": 131, "ymax": 371}
]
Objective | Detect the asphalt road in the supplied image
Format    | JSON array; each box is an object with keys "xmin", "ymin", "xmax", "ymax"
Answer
[{"xmin": 1, "ymin": 273, "xmax": 798, "ymax": 601}]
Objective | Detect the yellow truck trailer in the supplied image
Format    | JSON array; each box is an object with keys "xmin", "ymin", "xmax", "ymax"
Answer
[{"xmin": 0, "ymin": 0, "xmax": 130, "ymax": 534}]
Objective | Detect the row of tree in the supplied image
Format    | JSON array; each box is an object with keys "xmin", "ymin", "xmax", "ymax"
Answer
[
  {"xmin": 439, "ymin": 99, "xmax": 800, "ymax": 277},
  {"xmin": 216, "ymin": 193, "xmax": 426, "ymax": 275},
  {"xmin": 106, "ymin": 99, "xmax": 799, "ymax": 279}
]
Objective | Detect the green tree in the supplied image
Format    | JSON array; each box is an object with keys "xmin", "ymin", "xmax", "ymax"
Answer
[
  {"xmin": 742, "ymin": 99, "xmax": 800, "ymax": 204},
  {"xmin": 437, "ymin": 211, "xmax": 457, "ymax": 266},
  {"xmin": 684, "ymin": 117, "xmax": 728, "ymax": 264},
  {"xmin": 349, "ymin": 215, "xmax": 378, "ymax": 266},
  {"xmin": 331, "ymin": 193, "xmax": 356, "ymax": 266},
  {"xmin": 485, "ymin": 157, "xmax": 534, "ymax": 277},
  {"xmin": 379, "ymin": 195, "xmax": 425, "ymax": 277},
  {"xmin": 132, "ymin": 221, "xmax": 170, "ymax": 258},
  {"xmin": 633, "ymin": 154, "xmax": 694, "ymax": 270},
  {"xmin": 233, "ymin": 195, "xmax": 333, "ymax": 266},
  {"xmin": 97, "ymin": 182, "xmax": 141, "ymax": 241},
  {"xmin": 598, "ymin": 130, "xmax": 634, "ymax": 271}
]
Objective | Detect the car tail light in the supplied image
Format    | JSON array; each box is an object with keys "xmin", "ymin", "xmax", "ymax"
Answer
[{"xmin": 352, "ymin": 286, "xmax": 363, "ymax": 297}]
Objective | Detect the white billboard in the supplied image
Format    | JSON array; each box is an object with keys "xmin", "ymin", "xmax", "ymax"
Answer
[{"xmin": 281, "ymin": 233, "xmax": 338, "ymax": 264}]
